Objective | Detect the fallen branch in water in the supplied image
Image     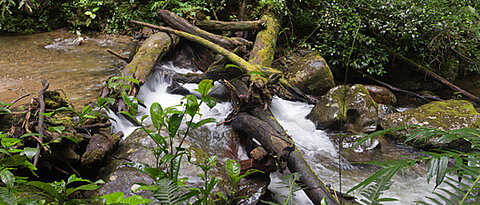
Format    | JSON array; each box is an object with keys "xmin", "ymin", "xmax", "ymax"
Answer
[
  {"xmin": 7, "ymin": 93, "xmax": 31, "ymax": 109},
  {"xmin": 106, "ymin": 49, "xmax": 129, "ymax": 62}
]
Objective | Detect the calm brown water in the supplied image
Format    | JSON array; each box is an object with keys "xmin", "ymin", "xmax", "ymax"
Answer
[{"xmin": 0, "ymin": 29, "xmax": 130, "ymax": 107}]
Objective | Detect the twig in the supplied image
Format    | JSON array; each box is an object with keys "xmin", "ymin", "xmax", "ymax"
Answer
[
  {"xmin": 106, "ymin": 49, "xmax": 130, "ymax": 62},
  {"xmin": 7, "ymin": 93, "xmax": 31, "ymax": 109},
  {"xmin": 34, "ymin": 80, "xmax": 50, "ymax": 167}
]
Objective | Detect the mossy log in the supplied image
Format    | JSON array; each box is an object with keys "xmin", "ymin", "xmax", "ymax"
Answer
[
  {"xmin": 194, "ymin": 19, "xmax": 264, "ymax": 31},
  {"xmin": 157, "ymin": 10, "xmax": 251, "ymax": 50},
  {"xmin": 123, "ymin": 32, "xmax": 179, "ymax": 95}
]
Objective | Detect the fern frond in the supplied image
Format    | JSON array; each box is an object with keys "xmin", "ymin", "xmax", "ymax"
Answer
[
  {"xmin": 153, "ymin": 178, "xmax": 185, "ymax": 205},
  {"xmin": 359, "ymin": 178, "xmax": 397, "ymax": 205}
]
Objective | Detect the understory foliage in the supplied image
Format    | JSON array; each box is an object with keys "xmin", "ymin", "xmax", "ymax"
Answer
[
  {"xmin": 286, "ymin": 0, "xmax": 480, "ymax": 77},
  {"xmin": 348, "ymin": 125, "xmax": 480, "ymax": 205}
]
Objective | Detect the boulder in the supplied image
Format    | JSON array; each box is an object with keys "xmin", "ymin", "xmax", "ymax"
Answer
[
  {"xmin": 380, "ymin": 100, "xmax": 480, "ymax": 148},
  {"xmin": 364, "ymin": 85, "xmax": 397, "ymax": 105},
  {"xmin": 307, "ymin": 84, "xmax": 378, "ymax": 133},
  {"xmin": 288, "ymin": 52, "xmax": 335, "ymax": 95}
]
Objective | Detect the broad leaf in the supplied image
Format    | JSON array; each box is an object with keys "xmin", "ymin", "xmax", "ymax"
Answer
[
  {"xmin": 201, "ymin": 96, "xmax": 216, "ymax": 109},
  {"xmin": 0, "ymin": 169, "xmax": 14, "ymax": 188},
  {"xmin": 168, "ymin": 113, "xmax": 184, "ymax": 138},
  {"xmin": 195, "ymin": 79, "xmax": 213, "ymax": 96}
]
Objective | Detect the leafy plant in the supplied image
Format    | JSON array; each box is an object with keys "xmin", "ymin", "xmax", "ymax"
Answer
[
  {"xmin": 0, "ymin": 102, "xmax": 12, "ymax": 114},
  {"xmin": 190, "ymin": 156, "xmax": 220, "ymax": 204},
  {"xmin": 218, "ymin": 159, "xmax": 263, "ymax": 204},
  {"xmin": 347, "ymin": 126, "xmax": 480, "ymax": 204},
  {"xmin": 26, "ymin": 174, "xmax": 103, "ymax": 205},
  {"xmin": 101, "ymin": 191, "xmax": 152, "ymax": 205},
  {"xmin": 261, "ymin": 173, "xmax": 305, "ymax": 205}
]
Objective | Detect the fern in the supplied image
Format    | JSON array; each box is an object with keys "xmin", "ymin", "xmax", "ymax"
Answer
[
  {"xmin": 153, "ymin": 178, "xmax": 189, "ymax": 205},
  {"xmin": 359, "ymin": 179, "xmax": 397, "ymax": 205}
]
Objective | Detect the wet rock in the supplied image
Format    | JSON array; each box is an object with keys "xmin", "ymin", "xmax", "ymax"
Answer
[
  {"xmin": 364, "ymin": 85, "xmax": 397, "ymax": 105},
  {"xmin": 288, "ymin": 52, "xmax": 335, "ymax": 96},
  {"xmin": 380, "ymin": 100, "xmax": 480, "ymax": 148},
  {"xmin": 81, "ymin": 130, "xmax": 120, "ymax": 166},
  {"xmin": 307, "ymin": 84, "xmax": 378, "ymax": 133},
  {"xmin": 167, "ymin": 81, "xmax": 191, "ymax": 96},
  {"xmin": 171, "ymin": 44, "xmax": 200, "ymax": 71}
]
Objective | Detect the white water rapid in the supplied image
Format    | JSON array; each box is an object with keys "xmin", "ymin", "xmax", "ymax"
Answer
[{"xmin": 110, "ymin": 62, "xmax": 448, "ymax": 204}]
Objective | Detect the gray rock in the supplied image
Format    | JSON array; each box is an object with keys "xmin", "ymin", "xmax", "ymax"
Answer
[
  {"xmin": 307, "ymin": 84, "xmax": 379, "ymax": 133},
  {"xmin": 288, "ymin": 52, "xmax": 335, "ymax": 96},
  {"xmin": 380, "ymin": 100, "xmax": 480, "ymax": 148}
]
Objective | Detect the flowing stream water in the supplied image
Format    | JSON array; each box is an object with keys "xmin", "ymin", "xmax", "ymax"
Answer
[
  {"xmin": 1, "ymin": 31, "xmax": 453, "ymax": 204},
  {"xmin": 109, "ymin": 62, "xmax": 448, "ymax": 204}
]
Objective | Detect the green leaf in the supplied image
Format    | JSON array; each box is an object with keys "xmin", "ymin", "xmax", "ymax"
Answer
[
  {"xmin": 48, "ymin": 126, "xmax": 65, "ymax": 133},
  {"xmin": 226, "ymin": 159, "xmax": 241, "ymax": 185},
  {"xmin": 101, "ymin": 192, "xmax": 125, "ymax": 204},
  {"xmin": 153, "ymin": 178, "xmax": 186, "ymax": 205},
  {"xmin": 201, "ymin": 96, "xmax": 216, "ymax": 109},
  {"xmin": 184, "ymin": 95, "xmax": 199, "ymax": 118},
  {"xmin": 0, "ymin": 155, "xmax": 27, "ymax": 167},
  {"xmin": 39, "ymin": 112, "xmax": 54, "ymax": 117},
  {"xmin": 435, "ymin": 156, "xmax": 449, "ymax": 189},
  {"xmin": 27, "ymin": 181, "xmax": 61, "ymax": 200},
  {"xmin": 190, "ymin": 118, "xmax": 216, "ymax": 130},
  {"xmin": 1, "ymin": 138, "xmax": 21, "ymax": 149},
  {"xmin": 194, "ymin": 79, "xmax": 213, "ymax": 96},
  {"xmin": 247, "ymin": 71, "xmax": 268, "ymax": 78},
  {"xmin": 21, "ymin": 147, "xmax": 39, "ymax": 160},
  {"xmin": 0, "ymin": 169, "xmax": 14, "ymax": 188},
  {"xmin": 168, "ymin": 113, "xmax": 184, "ymax": 138},
  {"xmin": 225, "ymin": 64, "xmax": 243, "ymax": 72},
  {"xmin": 0, "ymin": 187, "xmax": 15, "ymax": 205},
  {"xmin": 150, "ymin": 102, "xmax": 164, "ymax": 130}
]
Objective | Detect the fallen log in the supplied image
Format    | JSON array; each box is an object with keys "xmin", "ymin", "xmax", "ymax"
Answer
[
  {"xmin": 383, "ymin": 46, "xmax": 480, "ymax": 105},
  {"xmin": 194, "ymin": 19, "xmax": 264, "ymax": 31},
  {"xmin": 157, "ymin": 10, "xmax": 251, "ymax": 50},
  {"xmin": 231, "ymin": 112, "xmax": 295, "ymax": 169},
  {"xmin": 123, "ymin": 32, "xmax": 179, "ymax": 95}
]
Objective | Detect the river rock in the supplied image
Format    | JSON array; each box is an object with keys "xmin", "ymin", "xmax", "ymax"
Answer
[
  {"xmin": 364, "ymin": 85, "xmax": 396, "ymax": 105},
  {"xmin": 288, "ymin": 52, "xmax": 335, "ymax": 95},
  {"xmin": 307, "ymin": 84, "xmax": 378, "ymax": 133},
  {"xmin": 380, "ymin": 100, "xmax": 480, "ymax": 148}
]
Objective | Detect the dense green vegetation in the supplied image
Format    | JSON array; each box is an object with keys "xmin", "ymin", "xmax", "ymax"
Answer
[{"xmin": 2, "ymin": 0, "xmax": 479, "ymax": 78}]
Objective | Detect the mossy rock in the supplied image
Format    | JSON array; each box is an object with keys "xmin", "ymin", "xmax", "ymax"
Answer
[
  {"xmin": 44, "ymin": 90, "xmax": 68, "ymax": 109},
  {"xmin": 380, "ymin": 100, "xmax": 480, "ymax": 148},
  {"xmin": 307, "ymin": 84, "xmax": 378, "ymax": 132},
  {"xmin": 364, "ymin": 85, "xmax": 397, "ymax": 105},
  {"xmin": 288, "ymin": 52, "xmax": 335, "ymax": 96}
]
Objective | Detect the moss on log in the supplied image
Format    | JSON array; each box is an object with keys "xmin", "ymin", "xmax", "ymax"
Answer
[{"xmin": 123, "ymin": 32, "xmax": 179, "ymax": 86}]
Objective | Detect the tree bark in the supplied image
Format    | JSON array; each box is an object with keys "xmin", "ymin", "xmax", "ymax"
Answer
[
  {"xmin": 195, "ymin": 19, "xmax": 264, "ymax": 31},
  {"xmin": 157, "ymin": 10, "xmax": 251, "ymax": 50},
  {"xmin": 123, "ymin": 32, "xmax": 179, "ymax": 95},
  {"xmin": 384, "ymin": 46, "xmax": 480, "ymax": 105}
]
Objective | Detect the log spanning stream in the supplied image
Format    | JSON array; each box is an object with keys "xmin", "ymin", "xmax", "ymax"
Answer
[{"xmin": 111, "ymin": 62, "xmax": 448, "ymax": 204}]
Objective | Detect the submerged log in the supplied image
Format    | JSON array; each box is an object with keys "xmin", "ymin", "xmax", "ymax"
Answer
[
  {"xmin": 195, "ymin": 19, "xmax": 264, "ymax": 31},
  {"xmin": 123, "ymin": 32, "xmax": 179, "ymax": 95},
  {"xmin": 157, "ymin": 10, "xmax": 251, "ymax": 50}
]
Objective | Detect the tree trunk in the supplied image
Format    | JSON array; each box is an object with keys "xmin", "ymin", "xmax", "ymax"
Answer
[{"xmin": 194, "ymin": 19, "xmax": 264, "ymax": 31}]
